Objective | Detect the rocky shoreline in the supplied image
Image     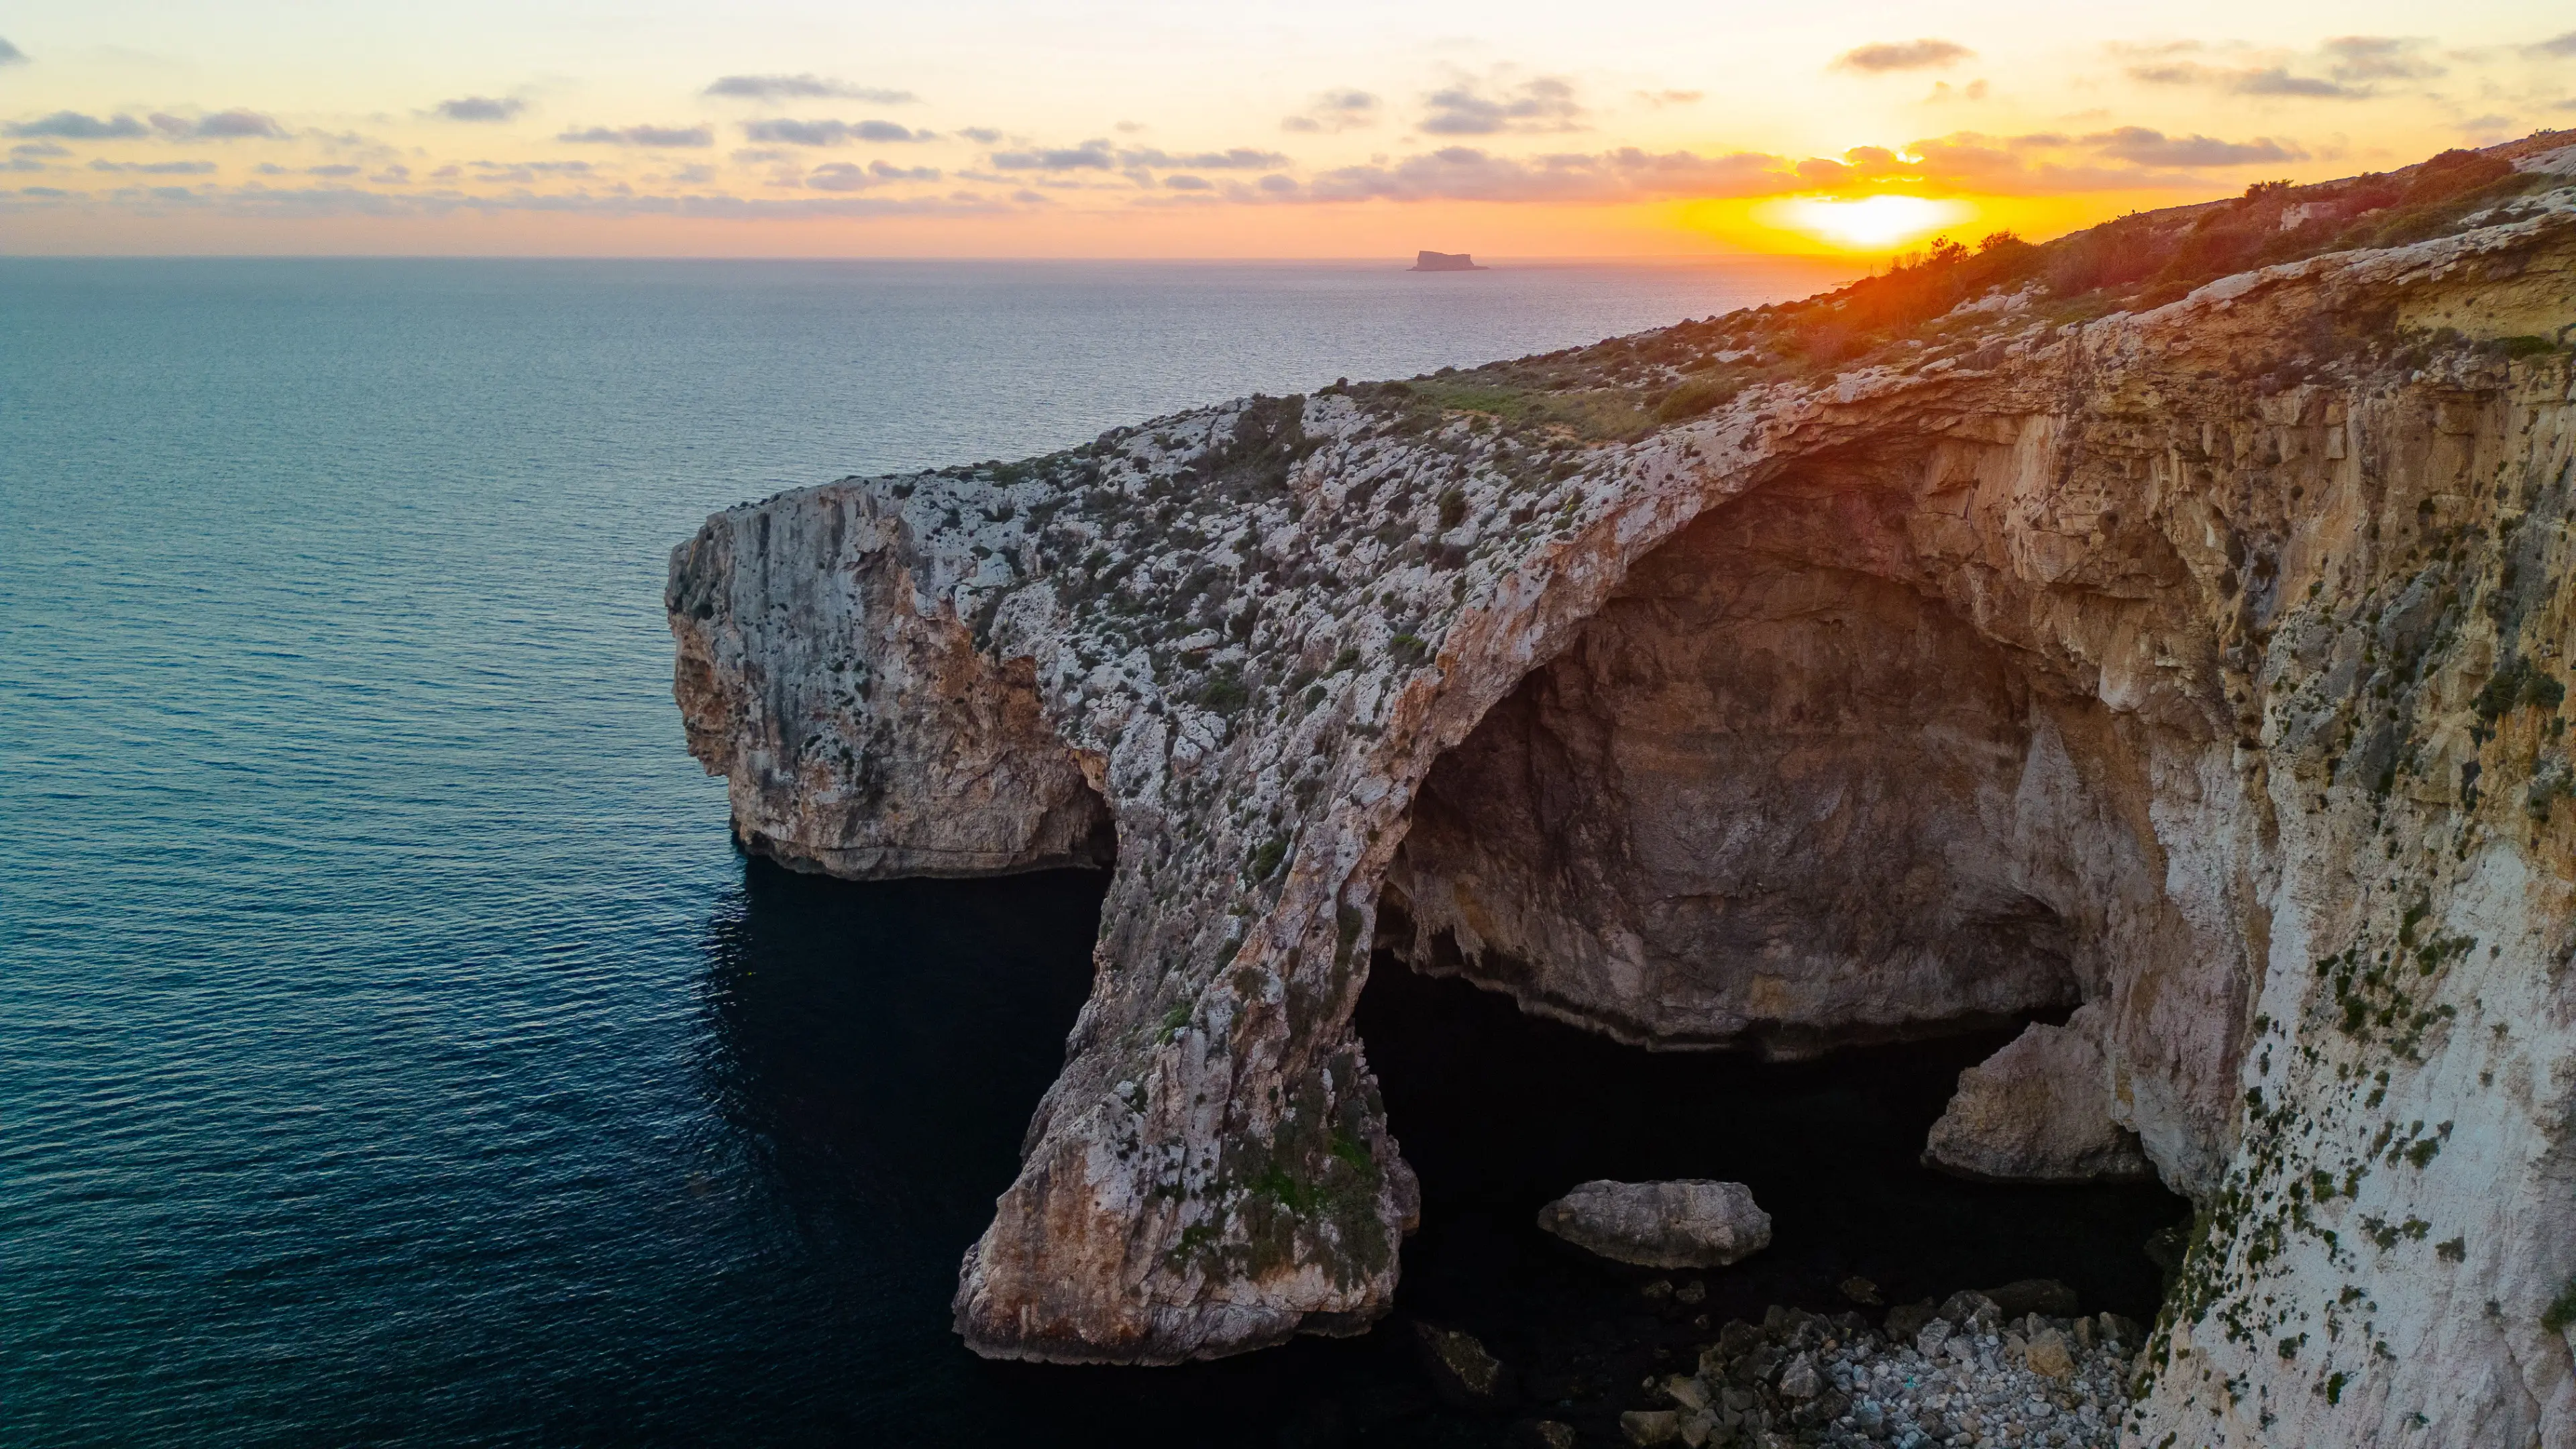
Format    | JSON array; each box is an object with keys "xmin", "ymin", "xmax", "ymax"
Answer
[{"xmin": 1416, "ymin": 1281, "xmax": 2141, "ymax": 1448}]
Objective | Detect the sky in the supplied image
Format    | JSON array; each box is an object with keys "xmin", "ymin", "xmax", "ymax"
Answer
[{"xmin": 1, "ymin": 1, "xmax": 2571, "ymax": 258}]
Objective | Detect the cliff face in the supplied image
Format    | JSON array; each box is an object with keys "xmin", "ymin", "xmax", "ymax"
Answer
[{"xmin": 671, "ymin": 168, "xmax": 2576, "ymax": 1444}]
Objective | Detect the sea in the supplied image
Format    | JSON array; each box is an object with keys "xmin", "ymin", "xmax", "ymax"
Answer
[{"xmin": 0, "ymin": 256, "xmax": 2179, "ymax": 1448}]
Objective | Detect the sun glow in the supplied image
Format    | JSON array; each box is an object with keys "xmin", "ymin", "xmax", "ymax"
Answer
[{"xmin": 1764, "ymin": 195, "xmax": 1976, "ymax": 251}]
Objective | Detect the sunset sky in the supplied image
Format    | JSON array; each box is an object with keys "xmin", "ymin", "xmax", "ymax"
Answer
[{"xmin": 2, "ymin": 1, "xmax": 2571, "ymax": 257}]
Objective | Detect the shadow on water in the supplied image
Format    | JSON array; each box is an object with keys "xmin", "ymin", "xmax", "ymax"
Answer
[{"xmin": 698, "ymin": 863, "xmax": 2184, "ymax": 1447}]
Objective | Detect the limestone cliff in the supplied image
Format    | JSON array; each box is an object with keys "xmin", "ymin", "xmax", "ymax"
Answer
[{"xmin": 672, "ymin": 140, "xmax": 2576, "ymax": 1445}]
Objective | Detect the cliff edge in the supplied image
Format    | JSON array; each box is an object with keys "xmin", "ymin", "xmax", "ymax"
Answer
[{"xmin": 670, "ymin": 138, "xmax": 2576, "ymax": 1446}]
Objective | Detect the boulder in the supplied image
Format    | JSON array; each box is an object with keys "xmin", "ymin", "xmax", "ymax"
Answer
[
  {"xmin": 1982, "ymin": 1278, "xmax": 2080, "ymax": 1319},
  {"xmin": 1923, "ymin": 1005, "xmax": 2155, "ymax": 1183},
  {"xmin": 1414, "ymin": 1321, "xmax": 1507, "ymax": 1405},
  {"xmin": 1536, "ymin": 1179, "xmax": 1772, "ymax": 1269}
]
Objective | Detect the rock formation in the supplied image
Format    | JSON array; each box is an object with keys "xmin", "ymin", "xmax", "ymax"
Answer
[
  {"xmin": 671, "ymin": 136, "xmax": 2576, "ymax": 1444},
  {"xmin": 1923, "ymin": 1005, "xmax": 2155, "ymax": 1182},
  {"xmin": 1536, "ymin": 1179, "xmax": 1772, "ymax": 1268}
]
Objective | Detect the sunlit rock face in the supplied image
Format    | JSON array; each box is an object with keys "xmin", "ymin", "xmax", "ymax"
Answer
[{"xmin": 671, "ymin": 183, "xmax": 2576, "ymax": 1446}]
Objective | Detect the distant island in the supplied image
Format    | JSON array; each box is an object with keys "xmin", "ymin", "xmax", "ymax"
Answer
[{"xmin": 1408, "ymin": 250, "xmax": 1487, "ymax": 272}]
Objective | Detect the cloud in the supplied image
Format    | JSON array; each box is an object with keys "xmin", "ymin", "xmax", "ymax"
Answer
[
  {"xmin": 1305, "ymin": 144, "xmax": 1788, "ymax": 203},
  {"xmin": 149, "ymin": 109, "xmax": 288, "ymax": 139},
  {"xmin": 89, "ymin": 158, "xmax": 217, "ymax": 174},
  {"xmin": 704, "ymin": 74, "xmax": 916, "ymax": 103},
  {"xmin": 11, "ymin": 141, "xmax": 68, "ymax": 157},
  {"xmin": 958, "ymin": 126, "xmax": 1003, "ymax": 144},
  {"xmin": 1119, "ymin": 146, "xmax": 1289, "ymax": 169},
  {"xmin": 806, "ymin": 160, "xmax": 943, "ymax": 190},
  {"xmin": 5, "ymin": 111, "xmax": 151, "ymax": 139},
  {"xmin": 2080, "ymin": 125, "xmax": 2303, "ymax": 166},
  {"xmin": 1638, "ymin": 89, "xmax": 1705, "ymax": 106},
  {"xmin": 1834, "ymin": 39, "xmax": 1974, "ymax": 72},
  {"xmin": 2532, "ymin": 32, "xmax": 2576, "ymax": 58},
  {"xmin": 557, "ymin": 124, "xmax": 713, "ymax": 147},
  {"xmin": 741, "ymin": 118, "xmax": 929, "ymax": 146},
  {"xmin": 2318, "ymin": 36, "xmax": 2443, "ymax": 83},
  {"xmin": 306, "ymin": 163, "xmax": 361, "ymax": 176},
  {"xmin": 0, "ymin": 37, "xmax": 25, "ymax": 66},
  {"xmin": 435, "ymin": 96, "xmax": 526, "ymax": 123},
  {"xmin": 2128, "ymin": 61, "xmax": 2368, "ymax": 99},
  {"xmin": 1281, "ymin": 89, "xmax": 1379, "ymax": 133},
  {"xmin": 1927, "ymin": 80, "xmax": 1991, "ymax": 103},
  {"xmin": 989, "ymin": 140, "xmax": 1117, "ymax": 169},
  {"xmin": 1419, "ymin": 76, "xmax": 1585, "ymax": 136}
]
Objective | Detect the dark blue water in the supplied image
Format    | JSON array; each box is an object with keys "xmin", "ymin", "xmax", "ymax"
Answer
[{"xmin": 0, "ymin": 257, "xmax": 1900, "ymax": 1446}]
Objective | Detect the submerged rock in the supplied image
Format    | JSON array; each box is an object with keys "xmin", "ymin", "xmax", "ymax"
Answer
[
  {"xmin": 1536, "ymin": 1179, "xmax": 1772, "ymax": 1269},
  {"xmin": 1414, "ymin": 1320, "xmax": 1507, "ymax": 1405}
]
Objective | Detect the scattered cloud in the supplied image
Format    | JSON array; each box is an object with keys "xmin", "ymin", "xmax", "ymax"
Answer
[
  {"xmin": 1303, "ymin": 144, "xmax": 1786, "ymax": 203},
  {"xmin": 1834, "ymin": 40, "xmax": 1974, "ymax": 73},
  {"xmin": 11, "ymin": 141, "xmax": 68, "ymax": 157},
  {"xmin": 1637, "ymin": 89, "xmax": 1704, "ymax": 107},
  {"xmin": 989, "ymin": 140, "xmax": 1116, "ymax": 170},
  {"xmin": 1164, "ymin": 174, "xmax": 1212, "ymax": 191},
  {"xmin": 2080, "ymin": 125, "xmax": 2302, "ymax": 166},
  {"xmin": 0, "ymin": 37, "xmax": 26, "ymax": 66},
  {"xmin": 806, "ymin": 160, "xmax": 943, "ymax": 190},
  {"xmin": 1927, "ymin": 80, "xmax": 1992, "ymax": 103},
  {"xmin": 2319, "ymin": 36, "xmax": 2443, "ymax": 83},
  {"xmin": 704, "ymin": 74, "xmax": 916, "ymax": 103},
  {"xmin": 1120, "ymin": 146, "xmax": 1289, "ymax": 169},
  {"xmin": 2128, "ymin": 61, "xmax": 2368, "ymax": 99},
  {"xmin": 2531, "ymin": 32, "xmax": 2576, "ymax": 58},
  {"xmin": 1419, "ymin": 76, "xmax": 1585, "ymax": 136},
  {"xmin": 557, "ymin": 124, "xmax": 713, "ymax": 147},
  {"xmin": 435, "ymin": 97, "xmax": 526, "ymax": 123},
  {"xmin": 1281, "ymin": 89, "xmax": 1379, "ymax": 133},
  {"xmin": 89, "ymin": 158, "xmax": 217, "ymax": 174},
  {"xmin": 150, "ymin": 110, "xmax": 289, "ymax": 139},
  {"xmin": 959, "ymin": 126, "xmax": 1004, "ymax": 144},
  {"xmin": 5, "ymin": 111, "xmax": 150, "ymax": 140},
  {"xmin": 741, "ymin": 118, "xmax": 930, "ymax": 146}
]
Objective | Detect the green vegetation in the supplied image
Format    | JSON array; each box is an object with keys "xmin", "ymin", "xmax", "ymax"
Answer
[{"xmin": 2545, "ymin": 1279, "xmax": 2576, "ymax": 1335}]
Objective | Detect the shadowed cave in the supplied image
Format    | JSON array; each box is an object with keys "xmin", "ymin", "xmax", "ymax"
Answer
[{"xmin": 1379, "ymin": 476, "xmax": 2165, "ymax": 1061}]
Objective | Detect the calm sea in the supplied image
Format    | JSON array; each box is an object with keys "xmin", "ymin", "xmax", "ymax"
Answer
[{"xmin": 0, "ymin": 257, "xmax": 1882, "ymax": 1446}]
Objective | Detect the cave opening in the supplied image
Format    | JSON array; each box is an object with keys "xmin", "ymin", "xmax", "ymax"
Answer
[
  {"xmin": 1349, "ymin": 473, "xmax": 2195, "ymax": 1415},
  {"xmin": 1355, "ymin": 955, "xmax": 2186, "ymax": 1363}
]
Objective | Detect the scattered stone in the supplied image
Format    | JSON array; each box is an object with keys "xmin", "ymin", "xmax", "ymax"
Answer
[
  {"xmin": 1621, "ymin": 1407, "xmax": 1683, "ymax": 1444},
  {"xmin": 2026, "ymin": 1326, "xmax": 2076, "ymax": 1378},
  {"xmin": 1523, "ymin": 1420, "xmax": 1578, "ymax": 1449},
  {"xmin": 1676, "ymin": 1279, "xmax": 1707, "ymax": 1305},
  {"xmin": 1882, "ymin": 1297, "xmax": 1937, "ymax": 1340},
  {"xmin": 1537, "ymin": 1179, "xmax": 1772, "ymax": 1269},
  {"xmin": 1654, "ymin": 1293, "xmax": 2137, "ymax": 1447},
  {"xmin": 1414, "ymin": 1320, "xmax": 1507, "ymax": 1404},
  {"xmin": 1643, "ymin": 1278, "xmax": 1674, "ymax": 1301},
  {"xmin": 1984, "ymin": 1277, "xmax": 2080, "ymax": 1318},
  {"xmin": 1836, "ymin": 1276, "xmax": 1881, "ymax": 1307}
]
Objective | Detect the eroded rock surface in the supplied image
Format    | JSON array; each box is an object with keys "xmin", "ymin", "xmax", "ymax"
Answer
[
  {"xmin": 1923, "ymin": 1005, "xmax": 2155, "ymax": 1182},
  {"xmin": 1537, "ymin": 1179, "xmax": 1772, "ymax": 1269},
  {"xmin": 672, "ymin": 148, "xmax": 2576, "ymax": 1444}
]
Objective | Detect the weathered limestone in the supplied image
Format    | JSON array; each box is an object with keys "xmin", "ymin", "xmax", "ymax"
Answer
[
  {"xmin": 1536, "ymin": 1179, "xmax": 1773, "ymax": 1269},
  {"xmin": 1923, "ymin": 1005, "xmax": 2155, "ymax": 1182},
  {"xmin": 671, "ymin": 177, "xmax": 2576, "ymax": 1444}
]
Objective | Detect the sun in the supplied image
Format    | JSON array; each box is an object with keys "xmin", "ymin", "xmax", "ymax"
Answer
[{"xmin": 1763, "ymin": 195, "xmax": 1976, "ymax": 252}]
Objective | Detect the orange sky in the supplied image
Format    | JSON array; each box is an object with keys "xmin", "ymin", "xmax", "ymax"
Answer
[{"xmin": 1, "ymin": 3, "xmax": 2569, "ymax": 257}]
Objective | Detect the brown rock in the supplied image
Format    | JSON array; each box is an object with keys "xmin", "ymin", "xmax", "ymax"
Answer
[
  {"xmin": 1922, "ymin": 1006, "xmax": 2155, "ymax": 1183},
  {"xmin": 1537, "ymin": 1180, "xmax": 1772, "ymax": 1269}
]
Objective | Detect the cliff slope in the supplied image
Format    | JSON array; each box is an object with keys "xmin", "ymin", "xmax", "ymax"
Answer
[{"xmin": 671, "ymin": 140, "xmax": 2576, "ymax": 1446}]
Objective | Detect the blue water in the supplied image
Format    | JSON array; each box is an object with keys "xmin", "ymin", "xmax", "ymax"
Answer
[{"xmin": 0, "ymin": 257, "xmax": 1859, "ymax": 1446}]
